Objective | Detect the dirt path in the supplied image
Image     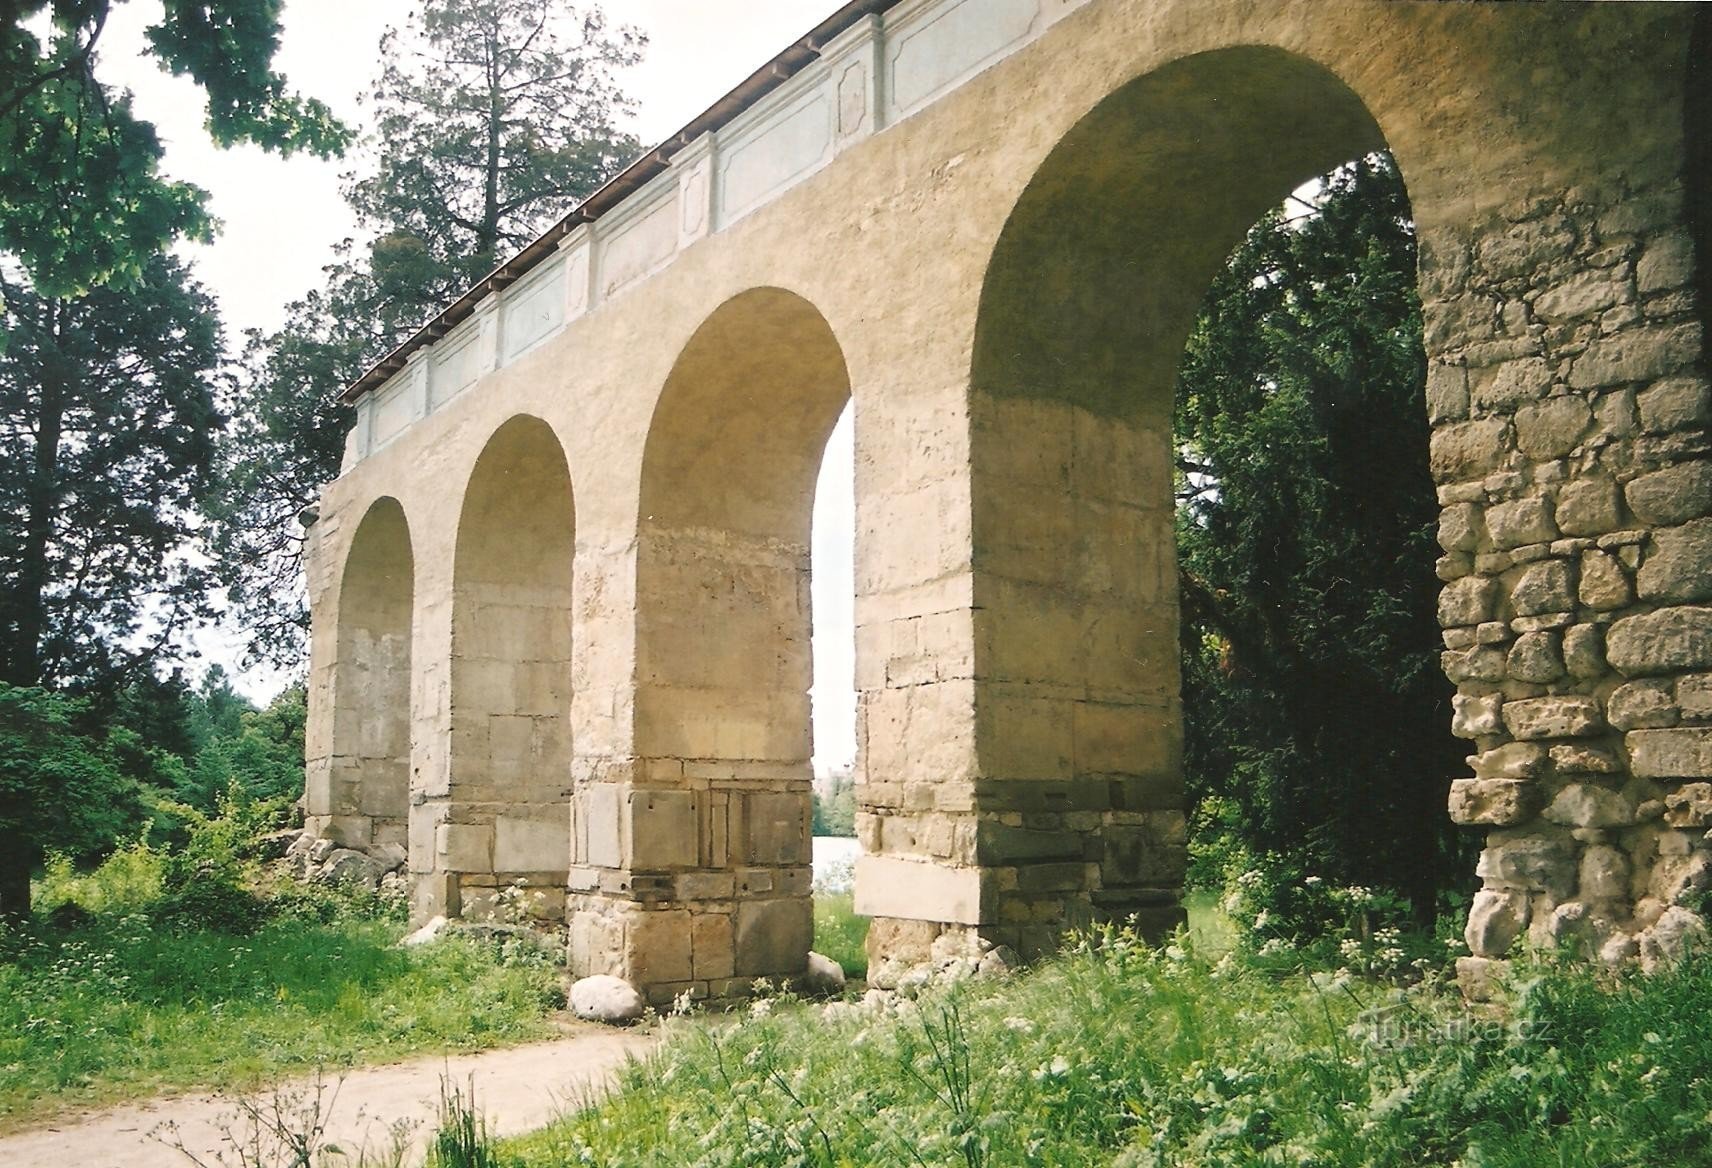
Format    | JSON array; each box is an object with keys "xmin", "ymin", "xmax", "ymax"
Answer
[{"xmin": 0, "ymin": 1026, "xmax": 655, "ymax": 1167}]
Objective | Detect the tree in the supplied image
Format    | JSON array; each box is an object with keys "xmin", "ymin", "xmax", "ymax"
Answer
[
  {"xmin": 1175, "ymin": 155, "xmax": 1469, "ymax": 920},
  {"xmin": 213, "ymin": 0, "xmax": 644, "ymax": 667},
  {"xmin": 0, "ymin": 0, "xmax": 349, "ymax": 310},
  {"xmin": 351, "ymin": 0, "xmax": 645, "ymax": 293},
  {"xmin": 0, "ymin": 683, "xmax": 141, "ymax": 915},
  {"xmin": 0, "ymin": 254, "xmax": 223, "ymax": 692}
]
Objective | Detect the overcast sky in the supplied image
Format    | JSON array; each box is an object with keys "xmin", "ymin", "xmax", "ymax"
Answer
[{"xmin": 95, "ymin": 1, "xmax": 857, "ymax": 771}]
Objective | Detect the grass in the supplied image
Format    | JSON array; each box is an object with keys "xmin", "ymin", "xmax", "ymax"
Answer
[
  {"xmin": 0, "ymin": 864, "xmax": 564, "ymax": 1133},
  {"xmin": 499, "ymin": 928, "xmax": 1712, "ymax": 1167},
  {"xmin": 813, "ymin": 890, "xmax": 869, "ymax": 979}
]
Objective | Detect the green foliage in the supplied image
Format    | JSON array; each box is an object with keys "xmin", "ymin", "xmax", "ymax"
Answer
[
  {"xmin": 505, "ymin": 929, "xmax": 1712, "ymax": 1167},
  {"xmin": 35, "ymin": 839, "xmax": 164, "ymax": 917},
  {"xmin": 812, "ymin": 891, "xmax": 869, "ymax": 980},
  {"xmin": 0, "ymin": 1, "xmax": 348, "ymax": 305},
  {"xmin": 0, "ymin": 683, "xmax": 141, "ymax": 913},
  {"xmin": 0, "ymin": 255, "xmax": 222, "ymax": 691},
  {"xmin": 1175, "ymin": 154, "xmax": 1470, "ymax": 919},
  {"xmin": 151, "ymin": 784, "xmax": 286, "ymax": 935},
  {"xmin": 213, "ymin": 0, "xmax": 644, "ymax": 667},
  {"xmin": 429, "ymin": 1079, "xmax": 504, "ymax": 1168},
  {"xmin": 811, "ymin": 772, "xmax": 855, "ymax": 837}
]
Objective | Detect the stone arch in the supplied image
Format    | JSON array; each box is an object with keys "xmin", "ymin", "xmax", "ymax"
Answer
[
  {"xmin": 312, "ymin": 496, "xmax": 414, "ymax": 854},
  {"xmin": 434, "ymin": 414, "xmax": 576, "ymax": 921},
  {"xmin": 944, "ymin": 46, "xmax": 1407, "ymax": 958},
  {"xmin": 570, "ymin": 287, "xmax": 850, "ymax": 996}
]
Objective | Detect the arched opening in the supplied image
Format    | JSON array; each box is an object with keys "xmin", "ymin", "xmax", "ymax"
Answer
[
  {"xmin": 961, "ymin": 46, "xmax": 1434, "ymax": 958},
  {"xmin": 318, "ymin": 496, "xmax": 414, "ymax": 853},
  {"xmin": 628, "ymin": 286, "xmax": 852, "ymax": 986},
  {"xmin": 443, "ymin": 415, "xmax": 575, "ymax": 921}
]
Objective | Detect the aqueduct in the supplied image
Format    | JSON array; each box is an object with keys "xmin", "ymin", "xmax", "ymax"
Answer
[{"xmin": 306, "ymin": 0, "xmax": 1712, "ymax": 1001}]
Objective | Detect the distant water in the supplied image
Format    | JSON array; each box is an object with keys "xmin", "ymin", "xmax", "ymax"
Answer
[{"xmin": 812, "ymin": 836, "xmax": 860, "ymax": 892}]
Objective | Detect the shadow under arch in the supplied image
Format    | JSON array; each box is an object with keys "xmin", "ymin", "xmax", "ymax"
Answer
[
  {"xmin": 434, "ymin": 414, "xmax": 576, "ymax": 921},
  {"xmin": 951, "ymin": 45, "xmax": 1411, "ymax": 958},
  {"xmin": 312, "ymin": 495, "xmax": 414, "ymax": 853},
  {"xmin": 609, "ymin": 286, "xmax": 852, "ymax": 989}
]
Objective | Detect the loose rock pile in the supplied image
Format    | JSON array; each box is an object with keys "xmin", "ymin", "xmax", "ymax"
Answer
[{"xmin": 280, "ymin": 831, "xmax": 408, "ymax": 895}]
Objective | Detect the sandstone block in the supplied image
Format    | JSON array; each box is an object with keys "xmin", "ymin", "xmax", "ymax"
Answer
[
  {"xmin": 1439, "ymin": 576, "xmax": 1498, "ymax": 627},
  {"xmin": 1651, "ymin": 853, "xmax": 1712, "ymax": 906},
  {"xmin": 1473, "ymin": 357, "xmax": 1552, "ymax": 413},
  {"xmin": 1579, "ymin": 845, "xmax": 1630, "ymax": 901},
  {"xmin": 1465, "ymin": 888, "xmax": 1528, "ymax": 957},
  {"xmin": 1554, "ymin": 477, "xmax": 1622, "ymax": 536},
  {"xmin": 1607, "ymin": 607, "xmax": 1712, "ymax": 676},
  {"xmin": 1636, "ymin": 233, "xmax": 1695, "ymax": 295},
  {"xmin": 494, "ymin": 815, "xmax": 568, "ymax": 874},
  {"xmin": 1452, "ymin": 692, "xmax": 1504, "ymax": 739},
  {"xmin": 1548, "ymin": 744, "xmax": 1622, "ymax": 774},
  {"xmin": 1431, "ymin": 418, "xmax": 1510, "ymax": 482},
  {"xmin": 742, "ymin": 791, "xmax": 810, "ymax": 867},
  {"xmin": 691, "ymin": 911, "xmax": 735, "ymax": 980},
  {"xmin": 1679, "ymin": 674, "xmax": 1712, "ymax": 720},
  {"xmin": 1534, "ymin": 268, "xmax": 1627, "ymax": 324},
  {"xmin": 1570, "ymin": 323, "xmax": 1702, "ymax": 389},
  {"xmin": 1448, "ymin": 778, "xmax": 1539, "ymax": 826},
  {"xmin": 1637, "ymin": 518, "xmax": 1712, "ymax": 604},
  {"xmin": 1437, "ymin": 502, "xmax": 1482, "ymax": 552},
  {"xmin": 1577, "ymin": 550, "xmax": 1631, "ymax": 610},
  {"xmin": 1502, "ymin": 696, "xmax": 1604, "ymax": 740},
  {"xmin": 1663, "ymin": 783, "xmax": 1712, "ymax": 828},
  {"xmin": 628, "ymin": 789, "xmax": 701, "ymax": 870},
  {"xmin": 1476, "ymin": 215, "xmax": 1575, "ymax": 282},
  {"xmin": 1472, "ymin": 742, "xmax": 1548, "ymax": 779},
  {"xmin": 1628, "ymin": 728, "xmax": 1712, "ymax": 779},
  {"xmin": 1562, "ymin": 624, "xmax": 1605, "ymax": 679},
  {"xmin": 734, "ymin": 898, "xmax": 813, "ymax": 978},
  {"xmin": 1638, "ymin": 376, "xmax": 1712, "ymax": 434},
  {"xmin": 1487, "ymin": 497, "xmax": 1557, "ymax": 549},
  {"xmin": 1625, "ymin": 462, "xmax": 1712, "ymax": 527},
  {"xmin": 1507, "ymin": 631, "xmax": 1564, "ymax": 682},
  {"xmin": 1542, "ymin": 783, "xmax": 1634, "ymax": 828},
  {"xmin": 1426, "ymin": 363, "xmax": 1470, "ymax": 423},
  {"xmin": 1515, "ymin": 396, "xmax": 1591, "ymax": 460},
  {"xmin": 318, "ymin": 848, "xmax": 389, "ymax": 889},
  {"xmin": 580, "ymin": 783, "xmax": 624, "ymax": 869},
  {"xmin": 1443, "ymin": 645, "xmax": 1508, "ymax": 684},
  {"xmin": 437, "ymin": 823, "xmax": 492, "ymax": 873},
  {"xmin": 1477, "ymin": 837, "xmax": 1575, "ymax": 897},
  {"xmin": 1637, "ymin": 906, "xmax": 1709, "ymax": 974},
  {"xmin": 1455, "ymin": 955, "xmax": 1508, "ymax": 1001},
  {"xmin": 1100, "ymin": 824, "xmax": 1186, "ymax": 887},
  {"xmin": 1511, "ymin": 560, "xmax": 1575, "ymax": 615}
]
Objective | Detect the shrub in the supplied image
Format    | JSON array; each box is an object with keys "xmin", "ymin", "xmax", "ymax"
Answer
[{"xmin": 35, "ymin": 838, "xmax": 166, "ymax": 917}]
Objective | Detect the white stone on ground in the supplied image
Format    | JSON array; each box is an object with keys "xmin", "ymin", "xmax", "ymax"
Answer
[{"xmin": 570, "ymin": 975, "xmax": 646, "ymax": 1025}]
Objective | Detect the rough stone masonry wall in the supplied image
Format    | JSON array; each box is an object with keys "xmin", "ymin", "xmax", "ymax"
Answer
[{"xmin": 1425, "ymin": 179, "xmax": 1711, "ymax": 987}]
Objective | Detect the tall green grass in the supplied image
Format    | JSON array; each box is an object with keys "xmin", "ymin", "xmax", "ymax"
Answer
[
  {"xmin": 812, "ymin": 890, "xmax": 868, "ymax": 979},
  {"xmin": 506, "ymin": 929, "xmax": 1712, "ymax": 1167}
]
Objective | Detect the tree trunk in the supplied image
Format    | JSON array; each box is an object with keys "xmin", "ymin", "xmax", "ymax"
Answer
[{"xmin": 4, "ymin": 298, "xmax": 64, "ymax": 687}]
